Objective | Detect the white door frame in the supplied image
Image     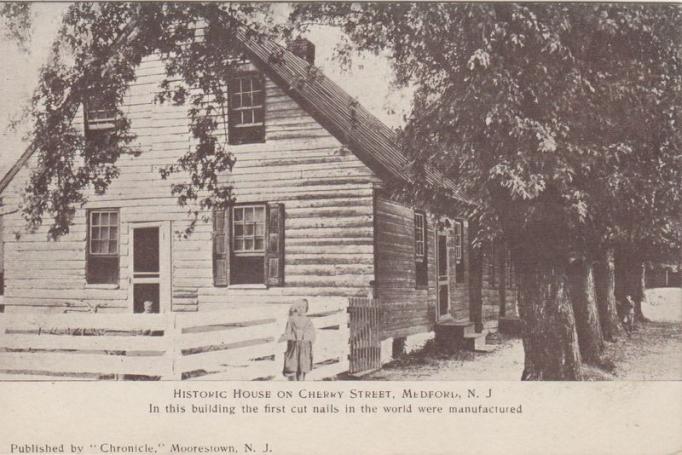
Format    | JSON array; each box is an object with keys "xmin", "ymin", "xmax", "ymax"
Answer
[{"xmin": 128, "ymin": 221, "xmax": 171, "ymax": 313}]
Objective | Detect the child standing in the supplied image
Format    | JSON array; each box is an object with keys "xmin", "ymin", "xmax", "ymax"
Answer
[
  {"xmin": 281, "ymin": 299, "xmax": 315, "ymax": 381},
  {"xmin": 621, "ymin": 295, "xmax": 635, "ymax": 335}
]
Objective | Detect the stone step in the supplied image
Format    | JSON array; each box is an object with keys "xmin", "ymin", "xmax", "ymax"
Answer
[
  {"xmin": 462, "ymin": 330, "xmax": 490, "ymax": 351},
  {"xmin": 434, "ymin": 320, "xmax": 477, "ymax": 353}
]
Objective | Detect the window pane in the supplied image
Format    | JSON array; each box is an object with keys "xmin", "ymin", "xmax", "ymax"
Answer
[
  {"xmin": 234, "ymin": 224, "xmax": 243, "ymax": 236},
  {"xmin": 233, "ymin": 93, "xmax": 242, "ymax": 109},
  {"xmin": 234, "ymin": 208, "xmax": 243, "ymax": 221},
  {"xmin": 254, "ymin": 223, "xmax": 264, "ymax": 236},
  {"xmin": 244, "ymin": 238, "xmax": 253, "ymax": 251},
  {"xmin": 109, "ymin": 227, "xmax": 117, "ymax": 241},
  {"xmin": 253, "ymin": 91, "xmax": 263, "ymax": 106},
  {"xmin": 109, "ymin": 212, "xmax": 118, "ymax": 225},
  {"xmin": 109, "ymin": 240, "xmax": 118, "ymax": 254},
  {"xmin": 101, "ymin": 213, "xmax": 109, "ymax": 225},
  {"xmin": 92, "ymin": 227, "xmax": 100, "ymax": 240},
  {"xmin": 234, "ymin": 239, "xmax": 244, "ymax": 251},
  {"xmin": 92, "ymin": 212, "xmax": 100, "ymax": 226},
  {"xmin": 245, "ymin": 207, "xmax": 254, "ymax": 222},
  {"xmin": 91, "ymin": 240, "xmax": 102, "ymax": 254},
  {"xmin": 244, "ymin": 224, "xmax": 254, "ymax": 236},
  {"xmin": 252, "ymin": 77, "xmax": 261, "ymax": 90},
  {"xmin": 254, "ymin": 108, "xmax": 264, "ymax": 124},
  {"xmin": 255, "ymin": 238, "xmax": 264, "ymax": 251},
  {"xmin": 244, "ymin": 92, "xmax": 253, "ymax": 107}
]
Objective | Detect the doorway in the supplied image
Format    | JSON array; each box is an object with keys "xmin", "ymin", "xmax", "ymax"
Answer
[{"xmin": 130, "ymin": 222, "xmax": 170, "ymax": 313}]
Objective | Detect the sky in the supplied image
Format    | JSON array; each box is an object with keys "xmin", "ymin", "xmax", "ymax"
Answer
[{"xmin": 0, "ymin": 3, "xmax": 413, "ymax": 180}]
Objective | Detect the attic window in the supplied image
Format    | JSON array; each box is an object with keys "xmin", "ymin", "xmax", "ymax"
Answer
[
  {"xmin": 228, "ymin": 73, "xmax": 265, "ymax": 144},
  {"xmin": 85, "ymin": 96, "xmax": 116, "ymax": 132},
  {"xmin": 84, "ymin": 96, "xmax": 117, "ymax": 146}
]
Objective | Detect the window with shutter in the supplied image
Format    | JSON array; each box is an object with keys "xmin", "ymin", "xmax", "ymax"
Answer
[
  {"xmin": 454, "ymin": 221, "xmax": 462, "ymax": 262},
  {"xmin": 213, "ymin": 203, "xmax": 285, "ymax": 286},
  {"xmin": 454, "ymin": 220, "xmax": 465, "ymax": 284},
  {"xmin": 414, "ymin": 211, "xmax": 428, "ymax": 288},
  {"xmin": 213, "ymin": 209, "xmax": 229, "ymax": 287},
  {"xmin": 265, "ymin": 203, "xmax": 285, "ymax": 286}
]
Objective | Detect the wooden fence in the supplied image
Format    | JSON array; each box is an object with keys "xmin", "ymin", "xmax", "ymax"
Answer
[
  {"xmin": 0, "ymin": 299, "xmax": 349, "ymax": 381},
  {"xmin": 348, "ymin": 297, "xmax": 382, "ymax": 375}
]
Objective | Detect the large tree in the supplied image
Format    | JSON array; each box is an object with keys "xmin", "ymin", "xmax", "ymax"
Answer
[{"xmin": 291, "ymin": 3, "xmax": 682, "ymax": 379}]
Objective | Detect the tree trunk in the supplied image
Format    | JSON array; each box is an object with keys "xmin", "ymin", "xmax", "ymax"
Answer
[
  {"xmin": 498, "ymin": 243, "xmax": 507, "ymax": 317},
  {"xmin": 517, "ymin": 261, "xmax": 583, "ymax": 380},
  {"xmin": 593, "ymin": 248, "xmax": 623, "ymax": 341},
  {"xmin": 568, "ymin": 260, "xmax": 605, "ymax": 364}
]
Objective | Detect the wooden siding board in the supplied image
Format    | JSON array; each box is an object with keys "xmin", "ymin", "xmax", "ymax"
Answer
[{"xmin": 1, "ymin": 52, "xmax": 378, "ymax": 313}]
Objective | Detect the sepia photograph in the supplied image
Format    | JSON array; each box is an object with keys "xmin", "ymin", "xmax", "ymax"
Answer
[{"xmin": 0, "ymin": 1, "xmax": 680, "ymax": 386}]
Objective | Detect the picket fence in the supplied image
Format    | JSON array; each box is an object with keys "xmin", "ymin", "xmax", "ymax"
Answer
[{"xmin": 0, "ymin": 300, "xmax": 349, "ymax": 381}]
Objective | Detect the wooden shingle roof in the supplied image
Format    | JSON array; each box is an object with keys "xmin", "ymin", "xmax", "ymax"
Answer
[{"xmin": 234, "ymin": 29, "xmax": 471, "ymax": 205}]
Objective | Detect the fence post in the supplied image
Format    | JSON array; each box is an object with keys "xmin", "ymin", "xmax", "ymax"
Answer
[{"xmin": 164, "ymin": 312, "xmax": 182, "ymax": 381}]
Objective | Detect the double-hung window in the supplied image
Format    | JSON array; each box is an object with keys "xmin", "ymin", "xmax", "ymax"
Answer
[
  {"xmin": 213, "ymin": 203, "xmax": 284, "ymax": 287},
  {"xmin": 84, "ymin": 95, "xmax": 117, "ymax": 145},
  {"xmin": 228, "ymin": 74, "xmax": 265, "ymax": 144},
  {"xmin": 454, "ymin": 220, "xmax": 464, "ymax": 283},
  {"xmin": 414, "ymin": 211, "xmax": 428, "ymax": 287},
  {"xmin": 87, "ymin": 209, "xmax": 120, "ymax": 284}
]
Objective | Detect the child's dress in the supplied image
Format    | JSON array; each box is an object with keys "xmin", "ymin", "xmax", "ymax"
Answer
[{"xmin": 282, "ymin": 313, "xmax": 315, "ymax": 376}]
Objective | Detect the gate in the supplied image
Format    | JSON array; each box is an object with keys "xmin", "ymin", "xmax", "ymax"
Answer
[{"xmin": 348, "ymin": 297, "xmax": 382, "ymax": 375}]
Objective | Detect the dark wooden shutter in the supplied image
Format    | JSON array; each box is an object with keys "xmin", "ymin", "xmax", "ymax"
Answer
[
  {"xmin": 213, "ymin": 209, "xmax": 230, "ymax": 287},
  {"xmin": 265, "ymin": 203, "xmax": 285, "ymax": 286}
]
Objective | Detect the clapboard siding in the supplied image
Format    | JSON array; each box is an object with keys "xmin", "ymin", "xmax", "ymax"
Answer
[
  {"xmin": 2, "ymin": 52, "xmax": 378, "ymax": 313},
  {"xmin": 375, "ymin": 196, "xmax": 436, "ymax": 339},
  {"xmin": 374, "ymin": 195, "xmax": 471, "ymax": 339}
]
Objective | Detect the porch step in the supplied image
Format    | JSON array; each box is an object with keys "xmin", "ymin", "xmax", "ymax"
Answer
[
  {"xmin": 434, "ymin": 320, "xmax": 476, "ymax": 352},
  {"xmin": 473, "ymin": 344, "xmax": 496, "ymax": 353},
  {"xmin": 463, "ymin": 330, "xmax": 493, "ymax": 352}
]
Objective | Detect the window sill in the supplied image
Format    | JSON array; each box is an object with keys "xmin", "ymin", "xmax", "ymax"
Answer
[
  {"xmin": 228, "ymin": 284, "xmax": 267, "ymax": 289},
  {"xmin": 85, "ymin": 283, "xmax": 120, "ymax": 290}
]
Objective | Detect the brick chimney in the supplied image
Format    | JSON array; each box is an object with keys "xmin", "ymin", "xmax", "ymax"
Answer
[{"xmin": 288, "ymin": 37, "xmax": 315, "ymax": 65}]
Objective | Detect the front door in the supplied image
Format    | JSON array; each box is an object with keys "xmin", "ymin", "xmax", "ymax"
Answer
[
  {"xmin": 437, "ymin": 232, "xmax": 450, "ymax": 319},
  {"xmin": 129, "ymin": 222, "xmax": 170, "ymax": 313}
]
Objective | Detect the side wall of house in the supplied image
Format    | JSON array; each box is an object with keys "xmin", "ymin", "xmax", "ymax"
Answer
[
  {"xmin": 480, "ymin": 245, "xmax": 519, "ymax": 327},
  {"xmin": 1, "ymin": 54, "xmax": 379, "ymax": 313},
  {"xmin": 374, "ymin": 195, "xmax": 471, "ymax": 339}
]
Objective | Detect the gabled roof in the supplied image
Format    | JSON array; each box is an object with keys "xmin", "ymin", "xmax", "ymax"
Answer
[
  {"xmin": 0, "ymin": 21, "xmax": 471, "ymax": 206},
  {"xmin": 234, "ymin": 29, "xmax": 471, "ymax": 206}
]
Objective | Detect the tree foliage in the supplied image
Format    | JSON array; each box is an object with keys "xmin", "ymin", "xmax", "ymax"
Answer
[
  {"xmin": 0, "ymin": 2, "xmax": 32, "ymax": 51},
  {"xmin": 10, "ymin": 2, "xmax": 283, "ymax": 238},
  {"xmin": 292, "ymin": 3, "xmax": 682, "ymax": 263}
]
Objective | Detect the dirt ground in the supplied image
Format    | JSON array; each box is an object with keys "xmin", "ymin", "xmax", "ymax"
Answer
[{"xmin": 365, "ymin": 288, "xmax": 682, "ymax": 381}]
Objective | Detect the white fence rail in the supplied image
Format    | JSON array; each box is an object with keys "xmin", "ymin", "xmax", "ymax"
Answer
[{"xmin": 0, "ymin": 299, "xmax": 349, "ymax": 381}]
